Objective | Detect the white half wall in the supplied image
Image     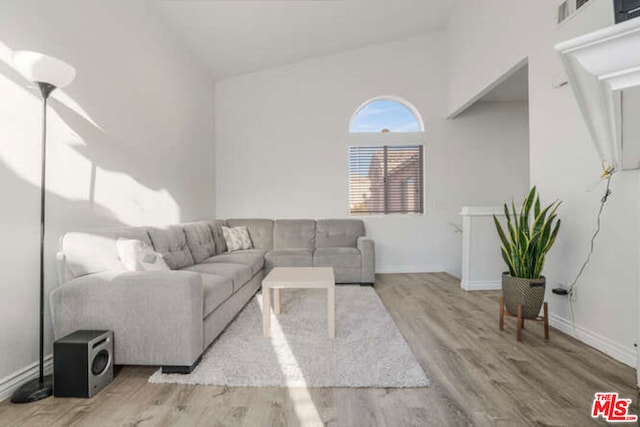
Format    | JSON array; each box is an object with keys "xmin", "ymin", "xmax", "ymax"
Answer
[
  {"xmin": 460, "ymin": 206, "xmax": 507, "ymax": 291},
  {"xmin": 448, "ymin": 0, "xmax": 637, "ymax": 367},
  {"xmin": 0, "ymin": 0, "xmax": 215, "ymax": 397},
  {"xmin": 215, "ymin": 34, "xmax": 529, "ymax": 275}
]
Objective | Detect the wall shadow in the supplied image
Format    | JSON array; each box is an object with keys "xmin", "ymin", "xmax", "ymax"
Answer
[
  {"xmin": 0, "ymin": 1, "xmax": 217, "ymax": 225},
  {"xmin": 0, "ymin": 155, "xmax": 124, "ymax": 377}
]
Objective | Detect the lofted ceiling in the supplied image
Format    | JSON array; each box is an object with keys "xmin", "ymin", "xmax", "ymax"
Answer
[{"xmin": 157, "ymin": 0, "xmax": 456, "ymax": 80}]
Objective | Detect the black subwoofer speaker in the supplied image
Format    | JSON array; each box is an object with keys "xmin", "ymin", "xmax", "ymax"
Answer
[{"xmin": 53, "ymin": 330, "xmax": 114, "ymax": 398}]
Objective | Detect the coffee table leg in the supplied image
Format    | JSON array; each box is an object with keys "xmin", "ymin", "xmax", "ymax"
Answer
[
  {"xmin": 263, "ymin": 285, "xmax": 271, "ymax": 338},
  {"xmin": 274, "ymin": 288, "xmax": 281, "ymax": 315},
  {"xmin": 328, "ymin": 286, "xmax": 335, "ymax": 338}
]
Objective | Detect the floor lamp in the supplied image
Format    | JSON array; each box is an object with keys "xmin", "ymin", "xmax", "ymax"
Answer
[{"xmin": 10, "ymin": 51, "xmax": 76, "ymax": 404}]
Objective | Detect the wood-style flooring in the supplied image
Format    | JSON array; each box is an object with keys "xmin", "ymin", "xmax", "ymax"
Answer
[{"xmin": 0, "ymin": 273, "xmax": 636, "ymax": 426}]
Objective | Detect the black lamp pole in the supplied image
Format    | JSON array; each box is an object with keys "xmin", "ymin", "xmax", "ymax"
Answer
[{"xmin": 11, "ymin": 82, "xmax": 57, "ymax": 404}]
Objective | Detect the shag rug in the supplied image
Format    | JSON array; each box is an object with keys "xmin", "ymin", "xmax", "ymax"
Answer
[{"xmin": 149, "ymin": 286, "xmax": 429, "ymax": 388}]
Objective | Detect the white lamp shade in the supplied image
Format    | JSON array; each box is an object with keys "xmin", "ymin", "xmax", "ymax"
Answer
[{"xmin": 12, "ymin": 51, "xmax": 75, "ymax": 89}]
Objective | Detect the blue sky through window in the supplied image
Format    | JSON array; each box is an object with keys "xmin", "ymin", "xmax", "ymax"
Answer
[{"xmin": 350, "ymin": 99, "xmax": 421, "ymax": 133}]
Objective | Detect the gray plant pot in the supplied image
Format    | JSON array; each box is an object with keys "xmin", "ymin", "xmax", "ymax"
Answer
[{"xmin": 502, "ymin": 272, "xmax": 546, "ymax": 319}]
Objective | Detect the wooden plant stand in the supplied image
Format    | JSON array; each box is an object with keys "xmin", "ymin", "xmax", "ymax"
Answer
[{"xmin": 499, "ymin": 297, "xmax": 549, "ymax": 342}]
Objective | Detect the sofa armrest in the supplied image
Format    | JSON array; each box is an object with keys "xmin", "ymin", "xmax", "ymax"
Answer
[
  {"xmin": 357, "ymin": 237, "xmax": 375, "ymax": 284},
  {"xmin": 50, "ymin": 270, "xmax": 203, "ymax": 367}
]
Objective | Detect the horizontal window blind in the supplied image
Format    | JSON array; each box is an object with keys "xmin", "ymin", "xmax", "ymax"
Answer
[{"xmin": 349, "ymin": 145, "xmax": 424, "ymax": 215}]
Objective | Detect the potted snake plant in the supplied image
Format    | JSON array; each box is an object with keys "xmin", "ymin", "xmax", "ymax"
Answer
[{"xmin": 493, "ymin": 187, "xmax": 561, "ymax": 319}]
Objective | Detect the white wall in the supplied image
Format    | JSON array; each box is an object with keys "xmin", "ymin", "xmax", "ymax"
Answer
[
  {"xmin": 0, "ymin": 0, "xmax": 215, "ymax": 393},
  {"xmin": 215, "ymin": 34, "xmax": 529, "ymax": 274},
  {"xmin": 448, "ymin": 0, "xmax": 638, "ymax": 366},
  {"xmin": 446, "ymin": 0, "xmax": 546, "ymax": 116}
]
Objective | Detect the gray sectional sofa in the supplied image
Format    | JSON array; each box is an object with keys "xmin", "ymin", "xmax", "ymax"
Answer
[{"xmin": 51, "ymin": 218, "xmax": 375, "ymax": 373}]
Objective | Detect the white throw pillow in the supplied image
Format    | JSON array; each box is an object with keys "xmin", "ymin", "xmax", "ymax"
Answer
[
  {"xmin": 116, "ymin": 239, "xmax": 170, "ymax": 271},
  {"xmin": 222, "ymin": 226, "xmax": 253, "ymax": 252}
]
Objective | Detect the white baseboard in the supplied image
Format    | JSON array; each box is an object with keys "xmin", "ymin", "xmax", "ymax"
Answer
[
  {"xmin": 461, "ymin": 280, "xmax": 502, "ymax": 291},
  {"xmin": 0, "ymin": 355, "xmax": 53, "ymax": 403},
  {"xmin": 549, "ymin": 314, "xmax": 636, "ymax": 367}
]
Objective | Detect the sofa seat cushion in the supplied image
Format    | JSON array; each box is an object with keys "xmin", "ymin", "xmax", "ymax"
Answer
[
  {"xmin": 182, "ymin": 263, "xmax": 252, "ymax": 293},
  {"xmin": 200, "ymin": 273, "xmax": 234, "ymax": 317},
  {"xmin": 202, "ymin": 249, "xmax": 266, "ymax": 276},
  {"xmin": 148, "ymin": 225, "xmax": 195, "ymax": 269},
  {"xmin": 265, "ymin": 249, "xmax": 313, "ymax": 269},
  {"xmin": 313, "ymin": 247, "xmax": 362, "ymax": 268},
  {"xmin": 182, "ymin": 222, "xmax": 216, "ymax": 263}
]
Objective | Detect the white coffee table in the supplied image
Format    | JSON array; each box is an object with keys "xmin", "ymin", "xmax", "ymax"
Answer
[{"xmin": 262, "ymin": 267, "xmax": 335, "ymax": 338}]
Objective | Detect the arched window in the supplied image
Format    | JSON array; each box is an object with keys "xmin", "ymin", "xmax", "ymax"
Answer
[
  {"xmin": 348, "ymin": 96, "xmax": 424, "ymax": 215},
  {"xmin": 349, "ymin": 97, "xmax": 423, "ymax": 133}
]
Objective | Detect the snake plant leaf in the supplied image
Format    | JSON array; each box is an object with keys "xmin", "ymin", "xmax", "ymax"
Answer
[
  {"xmin": 518, "ymin": 227, "xmax": 529, "ymax": 256},
  {"xmin": 544, "ymin": 197, "xmax": 560, "ymax": 221},
  {"xmin": 539, "ymin": 202, "xmax": 560, "ymax": 244},
  {"xmin": 543, "ymin": 219, "xmax": 561, "ymax": 254},
  {"xmin": 539, "ymin": 215, "xmax": 554, "ymax": 249},
  {"xmin": 503, "ymin": 203, "xmax": 512, "ymax": 235},
  {"xmin": 501, "ymin": 247, "xmax": 516, "ymax": 276},
  {"xmin": 493, "ymin": 215, "xmax": 510, "ymax": 249},
  {"xmin": 532, "ymin": 203, "xmax": 554, "ymax": 237},
  {"xmin": 507, "ymin": 218, "xmax": 517, "ymax": 246},
  {"xmin": 521, "ymin": 186, "xmax": 536, "ymax": 235},
  {"xmin": 526, "ymin": 232, "xmax": 542, "ymax": 277},
  {"xmin": 510, "ymin": 244, "xmax": 521, "ymax": 273},
  {"xmin": 527, "ymin": 231, "xmax": 540, "ymax": 257},
  {"xmin": 534, "ymin": 257, "xmax": 546, "ymax": 278}
]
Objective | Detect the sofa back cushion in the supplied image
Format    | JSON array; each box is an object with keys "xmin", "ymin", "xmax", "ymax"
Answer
[
  {"xmin": 273, "ymin": 219, "xmax": 316, "ymax": 250},
  {"xmin": 116, "ymin": 239, "xmax": 170, "ymax": 271},
  {"xmin": 182, "ymin": 221, "xmax": 216, "ymax": 263},
  {"xmin": 206, "ymin": 219, "xmax": 228, "ymax": 254},
  {"xmin": 148, "ymin": 225, "xmax": 195, "ymax": 269},
  {"xmin": 61, "ymin": 227, "xmax": 152, "ymax": 278},
  {"xmin": 316, "ymin": 219, "xmax": 365, "ymax": 248},
  {"xmin": 226, "ymin": 218, "xmax": 274, "ymax": 250}
]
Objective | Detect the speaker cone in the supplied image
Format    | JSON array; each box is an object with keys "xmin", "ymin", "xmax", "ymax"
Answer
[{"xmin": 91, "ymin": 349, "xmax": 110, "ymax": 376}]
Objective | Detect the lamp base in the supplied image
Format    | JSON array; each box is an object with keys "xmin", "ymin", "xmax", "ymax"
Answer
[{"xmin": 11, "ymin": 375, "xmax": 53, "ymax": 404}]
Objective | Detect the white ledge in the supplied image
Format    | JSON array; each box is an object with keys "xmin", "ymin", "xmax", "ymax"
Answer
[{"xmin": 460, "ymin": 206, "xmax": 505, "ymax": 217}]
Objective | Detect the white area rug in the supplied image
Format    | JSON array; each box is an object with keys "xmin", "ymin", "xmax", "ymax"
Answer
[{"xmin": 149, "ymin": 286, "xmax": 429, "ymax": 388}]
